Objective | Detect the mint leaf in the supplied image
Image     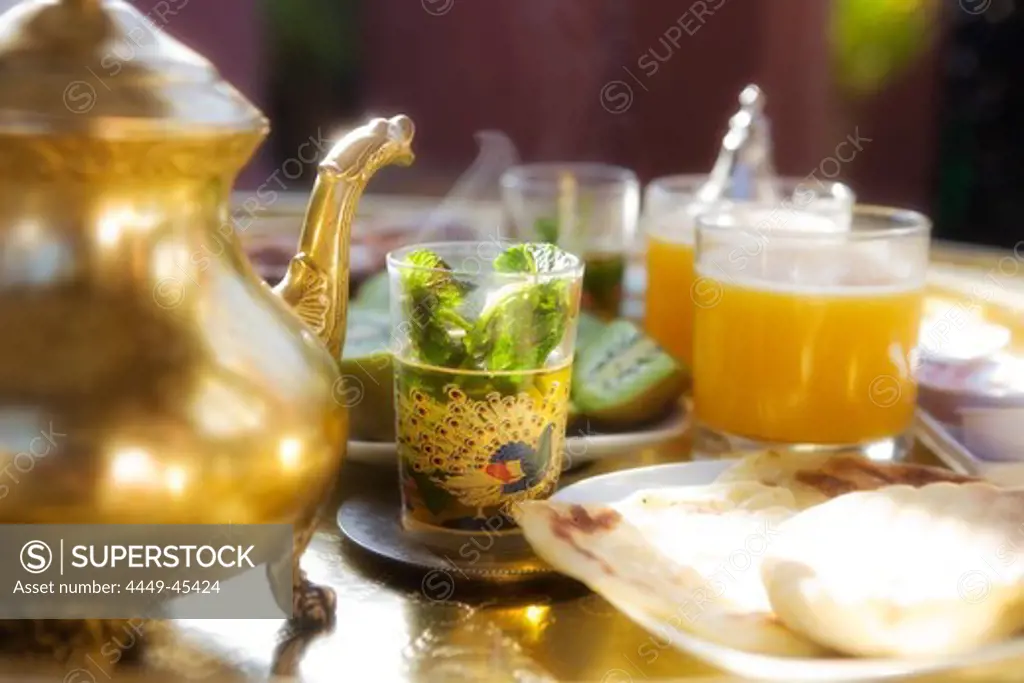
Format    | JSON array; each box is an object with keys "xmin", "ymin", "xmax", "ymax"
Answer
[
  {"xmin": 404, "ymin": 250, "xmax": 465, "ymax": 306},
  {"xmin": 493, "ymin": 245, "xmax": 536, "ymax": 274},
  {"xmin": 465, "ymin": 285, "xmax": 538, "ymax": 371},
  {"xmin": 534, "ymin": 217, "xmax": 559, "ymax": 244},
  {"xmin": 468, "ymin": 244, "xmax": 577, "ymax": 372},
  {"xmin": 494, "ymin": 243, "xmax": 575, "ymax": 275},
  {"xmin": 399, "ymin": 249, "xmax": 472, "ymax": 366}
]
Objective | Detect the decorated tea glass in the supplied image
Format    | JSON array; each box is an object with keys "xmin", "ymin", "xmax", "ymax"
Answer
[
  {"xmin": 501, "ymin": 163, "xmax": 639, "ymax": 320},
  {"xmin": 387, "ymin": 242, "xmax": 584, "ymax": 533}
]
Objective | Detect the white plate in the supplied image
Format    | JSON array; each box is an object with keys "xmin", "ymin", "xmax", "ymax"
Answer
[
  {"xmin": 550, "ymin": 460, "xmax": 1024, "ymax": 681},
  {"xmin": 553, "ymin": 459, "xmax": 729, "ymax": 503},
  {"xmin": 346, "ymin": 407, "xmax": 688, "ymax": 467}
]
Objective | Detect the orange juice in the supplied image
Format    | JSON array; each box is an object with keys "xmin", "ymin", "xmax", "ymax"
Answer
[
  {"xmin": 645, "ymin": 233, "xmax": 696, "ymax": 365},
  {"xmin": 644, "ymin": 205, "xmax": 850, "ymax": 368},
  {"xmin": 693, "ymin": 275, "xmax": 924, "ymax": 444}
]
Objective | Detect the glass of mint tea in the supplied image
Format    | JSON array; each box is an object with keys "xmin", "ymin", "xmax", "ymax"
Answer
[
  {"xmin": 387, "ymin": 242, "xmax": 584, "ymax": 533},
  {"xmin": 501, "ymin": 163, "xmax": 639, "ymax": 321}
]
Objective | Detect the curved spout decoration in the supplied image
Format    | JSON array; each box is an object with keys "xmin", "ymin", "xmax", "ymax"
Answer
[{"xmin": 273, "ymin": 115, "xmax": 415, "ymax": 357}]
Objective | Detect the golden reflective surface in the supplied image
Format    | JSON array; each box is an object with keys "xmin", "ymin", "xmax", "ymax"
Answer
[{"xmin": 7, "ymin": 435, "xmax": 1020, "ymax": 683}]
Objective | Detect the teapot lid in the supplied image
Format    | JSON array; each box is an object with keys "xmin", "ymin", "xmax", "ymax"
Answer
[{"xmin": 0, "ymin": 0, "xmax": 267, "ymax": 137}]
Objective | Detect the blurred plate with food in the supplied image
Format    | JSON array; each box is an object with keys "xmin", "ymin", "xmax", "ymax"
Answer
[
  {"xmin": 340, "ymin": 271, "xmax": 690, "ymax": 467},
  {"xmin": 236, "ymin": 192, "xmax": 497, "ymax": 286},
  {"xmin": 516, "ymin": 451, "xmax": 1024, "ymax": 681}
]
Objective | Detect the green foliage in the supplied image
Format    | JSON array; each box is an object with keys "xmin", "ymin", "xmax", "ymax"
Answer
[
  {"xmin": 493, "ymin": 243, "xmax": 576, "ymax": 275},
  {"xmin": 398, "ymin": 250, "xmax": 473, "ymax": 368},
  {"xmin": 265, "ymin": 0, "xmax": 360, "ymax": 70},
  {"xmin": 398, "ymin": 244, "xmax": 577, "ymax": 373},
  {"xmin": 534, "ymin": 217, "xmax": 559, "ymax": 244},
  {"xmin": 473, "ymin": 244, "xmax": 575, "ymax": 372},
  {"xmin": 830, "ymin": 0, "xmax": 936, "ymax": 96}
]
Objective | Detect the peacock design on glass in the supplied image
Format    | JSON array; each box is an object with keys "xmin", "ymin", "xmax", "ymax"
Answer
[{"xmin": 396, "ymin": 371, "xmax": 570, "ymax": 531}]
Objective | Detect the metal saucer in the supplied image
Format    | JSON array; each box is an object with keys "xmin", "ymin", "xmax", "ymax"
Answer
[{"xmin": 336, "ymin": 492, "xmax": 554, "ymax": 584}]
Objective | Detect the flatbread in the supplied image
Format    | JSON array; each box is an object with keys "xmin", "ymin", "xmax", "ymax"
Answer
[
  {"xmin": 715, "ymin": 450, "xmax": 979, "ymax": 509},
  {"xmin": 761, "ymin": 482, "xmax": 1024, "ymax": 658},
  {"xmin": 515, "ymin": 483, "xmax": 828, "ymax": 656}
]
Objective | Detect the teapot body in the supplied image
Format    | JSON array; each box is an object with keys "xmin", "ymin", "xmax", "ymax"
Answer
[
  {"xmin": 0, "ymin": 131, "xmax": 346, "ymax": 536},
  {"xmin": 0, "ymin": 0, "xmax": 416, "ymax": 638}
]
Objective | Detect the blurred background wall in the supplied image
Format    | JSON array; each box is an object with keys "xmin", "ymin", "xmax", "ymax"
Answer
[
  {"xmin": 356, "ymin": 0, "xmax": 945, "ymax": 215},
  {"xmin": 0, "ymin": 0, "xmax": 1015, "ymax": 248},
  {"xmin": 267, "ymin": 0, "xmax": 1021, "ymax": 249}
]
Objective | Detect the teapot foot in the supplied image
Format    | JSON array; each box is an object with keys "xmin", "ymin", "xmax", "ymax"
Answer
[
  {"xmin": 265, "ymin": 522, "xmax": 337, "ymax": 631},
  {"xmin": 271, "ymin": 591, "xmax": 336, "ymax": 679},
  {"xmin": 290, "ymin": 569, "xmax": 337, "ymax": 632},
  {"xmin": 266, "ymin": 521, "xmax": 338, "ymax": 631}
]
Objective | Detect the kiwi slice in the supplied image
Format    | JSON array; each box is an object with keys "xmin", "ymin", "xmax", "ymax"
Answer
[
  {"xmin": 575, "ymin": 311, "xmax": 607, "ymax": 353},
  {"xmin": 571, "ymin": 320, "xmax": 688, "ymax": 427},
  {"xmin": 568, "ymin": 313, "xmax": 606, "ymax": 422},
  {"xmin": 339, "ymin": 308, "xmax": 395, "ymax": 441},
  {"xmin": 352, "ymin": 270, "xmax": 390, "ymax": 312}
]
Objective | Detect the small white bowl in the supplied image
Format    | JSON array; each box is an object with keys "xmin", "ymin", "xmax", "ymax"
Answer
[
  {"xmin": 918, "ymin": 353, "xmax": 1024, "ymax": 426},
  {"xmin": 960, "ymin": 405, "xmax": 1024, "ymax": 463},
  {"xmin": 918, "ymin": 318, "xmax": 1011, "ymax": 364}
]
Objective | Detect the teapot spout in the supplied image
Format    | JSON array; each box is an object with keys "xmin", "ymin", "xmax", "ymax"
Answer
[{"xmin": 273, "ymin": 115, "xmax": 415, "ymax": 357}]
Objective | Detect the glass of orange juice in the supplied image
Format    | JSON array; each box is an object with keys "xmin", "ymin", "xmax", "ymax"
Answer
[
  {"xmin": 643, "ymin": 176, "xmax": 854, "ymax": 366},
  {"xmin": 691, "ymin": 204, "xmax": 930, "ymax": 458}
]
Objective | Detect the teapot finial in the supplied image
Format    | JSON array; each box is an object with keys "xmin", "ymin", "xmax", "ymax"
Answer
[
  {"xmin": 273, "ymin": 115, "xmax": 416, "ymax": 357},
  {"xmin": 696, "ymin": 83, "xmax": 780, "ymax": 203},
  {"xmin": 738, "ymin": 83, "xmax": 763, "ymax": 110}
]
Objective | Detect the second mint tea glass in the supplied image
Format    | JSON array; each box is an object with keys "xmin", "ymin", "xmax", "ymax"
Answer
[
  {"xmin": 501, "ymin": 163, "xmax": 639, "ymax": 320},
  {"xmin": 691, "ymin": 205, "xmax": 931, "ymax": 459},
  {"xmin": 387, "ymin": 242, "xmax": 583, "ymax": 533}
]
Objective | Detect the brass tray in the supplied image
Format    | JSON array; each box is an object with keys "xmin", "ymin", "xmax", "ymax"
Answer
[{"xmin": 1, "ymin": 211, "xmax": 1020, "ymax": 683}]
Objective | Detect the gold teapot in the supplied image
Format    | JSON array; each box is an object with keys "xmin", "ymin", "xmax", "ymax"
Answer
[{"xmin": 0, "ymin": 0, "xmax": 413, "ymax": 627}]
